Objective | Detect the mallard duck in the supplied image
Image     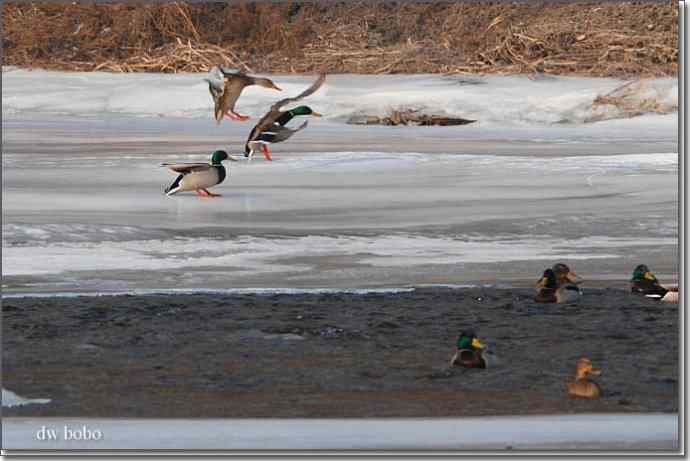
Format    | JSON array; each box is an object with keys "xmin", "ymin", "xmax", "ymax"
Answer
[
  {"xmin": 204, "ymin": 66, "xmax": 282, "ymax": 123},
  {"xmin": 244, "ymin": 106, "xmax": 322, "ymax": 161},
  {"xmin": 162, "ymin": 150, "xmax": 236, "ymax": 197},
  {"xmin": 566, "ymin": 357, "xmax": 601, "ymax": 399},
  {"xmin": 244, "ymin": 74, "xmax": 326, "ymax": 161},
  {"xmin": 534, "ymin": 268, "xmax": 559, "ymax": 303},
  {"xmin": 631, "ymin": 264, "xmax": 678, "ymax": 303},
  {"xmin": 535, "ymin": 263, "xmax": 582, "ymax": 303},
  {"xmin": 450, "ymin": 330, "xmax": 487, "ymax": 369}
]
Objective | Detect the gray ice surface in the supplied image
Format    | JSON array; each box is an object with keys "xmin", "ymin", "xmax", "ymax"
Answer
[{"xmin": 2, "ymin": 74, "xmax": 679, "ymax": 294}]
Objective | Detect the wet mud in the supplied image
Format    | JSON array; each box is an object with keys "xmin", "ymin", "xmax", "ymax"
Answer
[{"xmin": 2, "ymin": 288, "xmax": 678, "ymax": 417}]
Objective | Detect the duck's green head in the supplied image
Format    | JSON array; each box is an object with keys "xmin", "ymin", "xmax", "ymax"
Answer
[
  {"xmin": 456, "ymin": 330, "xmax": 484, "ymax": 350},
  {"xmin": 632, "ymin": 264, "xmax": 656, "ymax": 282},
  {"xmin": 291, "ymin": 105, "xmax": 322, "ymax": 117},
  {"xmin": 210, "ymin": 150, "xmax": 236, "ymax": 164}
]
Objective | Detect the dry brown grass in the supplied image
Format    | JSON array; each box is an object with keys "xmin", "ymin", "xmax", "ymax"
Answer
[
  {"xmin": 592, "ymin": 79, "xmax": 677, "ymax": 118},
  {"xmin": 348, "ymin": 108, "xmax": 477, "ymax": 126},
  {"xmin": 2, "ymin": 2, "xmax": 678, "ymax": 76}
]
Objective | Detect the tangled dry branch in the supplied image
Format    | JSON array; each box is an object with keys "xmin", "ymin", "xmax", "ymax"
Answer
[{"xmin": 2, "ymin": 2, "xmax": 678, "ymax": 77}]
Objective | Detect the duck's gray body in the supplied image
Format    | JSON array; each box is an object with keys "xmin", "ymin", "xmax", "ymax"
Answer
[{"xmin": 163, "ymin": 163, "xmax": 227, "ymax": 196}]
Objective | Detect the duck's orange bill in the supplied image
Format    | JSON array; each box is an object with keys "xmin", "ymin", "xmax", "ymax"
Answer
[{"xmin": 471, "ymin": 337, "xmax": 484, "ymax": 349}]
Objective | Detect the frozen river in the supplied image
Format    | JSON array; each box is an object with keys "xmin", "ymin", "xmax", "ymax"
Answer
[{"xmin": 2, "ymin": 70, "xmax": 679, "ymax": 294}]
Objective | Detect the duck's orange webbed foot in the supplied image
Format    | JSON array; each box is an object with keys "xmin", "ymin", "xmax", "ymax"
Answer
[
  {"xmin": 202, "ymin": 188, "xmax": 221, "ymax": 197},
  {"xmin": 261, "ymin": 144, "xmax": 273, "ymax": 161},
  {"xmin": 225, "ymin": 111, "xmax": 250, "ymax": 122}
]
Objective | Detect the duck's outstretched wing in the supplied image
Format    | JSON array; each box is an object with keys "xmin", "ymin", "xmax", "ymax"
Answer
[
  {"xmin": 251, "ymin": 74, "xmax": 326, "ymax": 135},
  {"xmin": 205, "ymin": 66, "xmax": 255, "ymax": 123},
  {"xmin": 161, "ymin": 162, "xmax": 211, "ymax": 174},
  {"xmin": 216, "ymin": 77, "xmax": 253, "ymax": 122},
  {"xmin": 219, "ymin": 67, "xmax": 244, "ymax": 76},
  {"xmin": 270, "ymin": 73, "xmax": 326, "ymax": 113},
  {"xmin": 255, "ymin": 121, "xmax": 309, "ymax": 144},
  {"xmin": 204, "ymin": 67, "xmax": 226, "ymax": 99}
]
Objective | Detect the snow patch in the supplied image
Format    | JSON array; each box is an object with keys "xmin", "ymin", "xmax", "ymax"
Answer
[
  {"xmin": 2, "ymin": 389, "xmax": 51, "ymax": 407},
  {"xmin": 2, "ymin": 70, "xmax": 678, "ymax": 126}
]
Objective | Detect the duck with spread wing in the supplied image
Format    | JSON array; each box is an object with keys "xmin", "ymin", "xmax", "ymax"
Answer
[
  {"xmin": 205, "ymin": 66, "xmax": 282, "ymax": 123},
  {"xmin": 244, "ymin": 74, "xmax": 326, "ymax": 161}
]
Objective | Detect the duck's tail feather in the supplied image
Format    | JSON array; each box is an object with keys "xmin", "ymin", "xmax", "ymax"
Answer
[
  {"xmin": 164, "ymin": 174, "xmax": 184, "ymax": 196},
  {"xmin": 166, "ymin": 186, "xmax": 181, "ymax": 196}
]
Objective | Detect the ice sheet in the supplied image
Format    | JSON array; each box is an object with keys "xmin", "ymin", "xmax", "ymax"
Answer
[
  {"xmin": 2, "ymin": 389, "xmax": 51, "ymax": 408},
  {"xmin": 2, "ymin": 73, "xmax": 678, "ymax": 292},
  {"xmin": 2, "ymin": 231, "xmax": 676, "ymax": 277},
  {"xmin": 1, "ymin": 414, "xmax": 679, "ymax": 450},
  {"xmin": 2, "ymin": 69, "xmax": 678, "ymax": 126}
]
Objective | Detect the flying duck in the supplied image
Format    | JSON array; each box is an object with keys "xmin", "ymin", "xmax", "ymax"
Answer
[
  {"xmin": 205, "ymin": 66, "xmax": 282, "ymax": 123},
  {"xmin": 245, "ymin": 74, "xmax": 326, "ymax": 160}
]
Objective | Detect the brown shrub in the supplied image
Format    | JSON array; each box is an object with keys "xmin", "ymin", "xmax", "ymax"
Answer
[{"xmin": 1, "ymin": 2, "xmax": 678, "ymax": 76}]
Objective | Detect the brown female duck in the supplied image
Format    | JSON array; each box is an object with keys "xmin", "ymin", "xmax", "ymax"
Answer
[
  {"xmin": 205, "ymin": 66, "xmax": 282, "ymax": 123},
  {"xmin": 566, "ymin": 358, "xmax": 601, "ymax": 399}
]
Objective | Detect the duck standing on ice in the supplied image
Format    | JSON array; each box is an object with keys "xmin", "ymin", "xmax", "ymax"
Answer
[
  {"xmin": 245, "ymin": 74, "xmax": 326, "ymax": 161},
  {"xmin": 205, "ymin": 66, "xmax": 282, "ymax": 123},
  {"xmin": 162, "ymin": 150, "xmax": 236, "ymax": 197}
]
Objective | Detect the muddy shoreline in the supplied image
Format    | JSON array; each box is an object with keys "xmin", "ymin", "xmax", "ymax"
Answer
[{"xmin": 2, "ymin": 288, "xmax": 678, "ymax": 418}]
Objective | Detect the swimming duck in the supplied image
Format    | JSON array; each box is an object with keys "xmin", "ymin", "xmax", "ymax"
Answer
[
  {"xmin": 631, "ymin": 264, "xmax": 678, "ymax": 303},
  {"xmin": 534, "ymin": 263, "xmax": 582, "ymax": 303},
  {"xmin": 450, "ymin": 330, "xmax": 487, "ymax": 369},
  {"xmin": 204, "ymin": 66, "xmax": 282, "ymax": 123},
  {"xmin": 566, "ymin": 357, "xmax": 601, "ymax": 399},
  {"xmin": 245, "ymin": 74, "xmax": 326, "ymax": 161},
  {"xmin": 534, "ymin": 268, "xmax": 559, "ymax": 303},
  {"xmin": 535, "ymin": 263, "xmax": 582, "ymax": 303},
  {"xmin": 162, "ymin": 150, "xmax": 236, "ymax": 197}
]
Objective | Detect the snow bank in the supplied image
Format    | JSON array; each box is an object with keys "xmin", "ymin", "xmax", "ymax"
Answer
[
  {"xmin": 2, "ymin": 230, "xmax": 676, "ymax": 277},
  {"xmin": 2, "ymin": 69, "xmax": 678, "ymax": 126},
  {"xmin": 2, "ymin": 389, "xmax": 51, "ymax": 408}
]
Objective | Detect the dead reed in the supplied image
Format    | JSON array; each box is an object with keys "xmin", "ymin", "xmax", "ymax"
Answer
[{"xmin": 2, "ymin": 2, "xmax": 678, "ymax": 77}]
